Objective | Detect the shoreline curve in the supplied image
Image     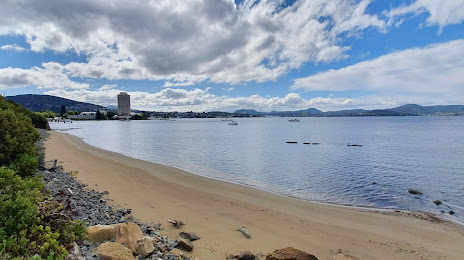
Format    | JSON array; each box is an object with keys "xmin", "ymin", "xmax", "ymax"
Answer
[{"xmin": 44, "ymin": 130, "xmax": 464, "ymax": 259}]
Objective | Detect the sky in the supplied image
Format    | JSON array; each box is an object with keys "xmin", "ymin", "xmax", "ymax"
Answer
[{"xmin": 0, "ymin": 0, "xmax": 464, "ymax": 112}]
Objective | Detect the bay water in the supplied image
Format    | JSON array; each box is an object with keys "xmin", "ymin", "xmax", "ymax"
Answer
[{"xmin": 51, "ymin": 116, "xmax": 464, "ymax": 222}]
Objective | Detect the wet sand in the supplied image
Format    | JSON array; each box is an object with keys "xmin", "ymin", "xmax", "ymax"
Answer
[{"xmin": 44, "ymin": 131, "xmax": 464, "ymax": 259}]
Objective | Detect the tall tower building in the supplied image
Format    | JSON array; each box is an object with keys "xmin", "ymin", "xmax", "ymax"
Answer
[{"xmin": 117, "ymin": 92, "xmax": 131, "ymax": 116}]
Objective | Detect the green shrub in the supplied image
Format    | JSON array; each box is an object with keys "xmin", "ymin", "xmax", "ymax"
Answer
[
  {"xmin": 0, "ymin": 96, "xmax": 87, "ymax": 259},
  {"xmin": 0, "ymin": 167, "xmax": 87, "ymax": 259},
  {"xmin": 9, "ymin": 153, "xmax": 39, "ymax": 178},
  {"xmin": 0, "ymin": 109, "xmax": 40, "ymax": 176}
]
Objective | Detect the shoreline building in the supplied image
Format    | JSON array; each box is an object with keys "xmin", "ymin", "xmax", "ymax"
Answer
[{"xmin": 117, "ymin": 92, "xmax": 131, "ymax": 119}]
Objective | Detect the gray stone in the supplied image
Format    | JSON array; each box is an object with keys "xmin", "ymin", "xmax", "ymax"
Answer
[
  {"xmin": 176, "ymin": 238, "xmax": 194, "ymax": 252},
  {"xmin": 179, "ymin": 232, "xmax": 200, "ymax": 241}
]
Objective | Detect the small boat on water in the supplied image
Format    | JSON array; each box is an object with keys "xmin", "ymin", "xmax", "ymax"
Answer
[
  {"xmin": 288, "ymin": 118, "xmax": 300, "ymax": 122},
  {"xmin": 228, "ymin": 121, "xmax": 238, "ymax": 125}
]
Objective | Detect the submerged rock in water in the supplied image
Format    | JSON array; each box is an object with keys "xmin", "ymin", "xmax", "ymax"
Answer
[
  {"xmin": 433, "ymin": 200, "xmax": 442, "ymax": 206},
  {"xmin": 408, "ymin": 189, "xmax": 423, "ymax": 195}
]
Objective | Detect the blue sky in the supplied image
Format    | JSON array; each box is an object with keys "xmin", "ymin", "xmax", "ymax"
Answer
[{"xmin": 1, "ymin": 0, "xmax": 464, "ymax": 112}]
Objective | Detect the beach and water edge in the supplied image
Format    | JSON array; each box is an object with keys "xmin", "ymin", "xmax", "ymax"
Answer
[{"xmin": 44, "ymin": 130, "xmax": 464, "ymax": 259}]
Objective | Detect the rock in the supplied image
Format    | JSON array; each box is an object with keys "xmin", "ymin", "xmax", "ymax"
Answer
[
  {"xmin": 449, "ymin": 211, "xmax": 455, "ymax": 215},
  {"xmin": 115, "ymin": 222, "xmax": 144, "ymax": 254},
  {"xmin": 94, "ymin": 242, "xmax": 134, "ymax": 260},
  {"xmin": 125, "ymin": 215, "xmax": 137, "ymax": 223},
  {"xmin": 408, "ymin": 189, "xmax": 423, "ymax": 195},
  {"xmin": 40, "ymin": 160, "xmax": 57, "ymax": 171},
  {"xmin": 135, "ymin": 236, "xmax": 155, "ymax": 257},
  {"xmin": 167, "ymin": 248, "xmax": 184, "ymax": 257},
  {"xmin": 179, "ymin": 232, "xmax": 200, "ymax": 241},
  {"xmin": 69, "ymin": 242, "xmax": 82, "ymax": 256},
  {"xmin": 238, "ymin": 251, "xmax": 256, "ymax": 260},
  {"xmin": 227, "ymin": 251, "xmax": 256, "ymax": 260},
  {"xmin": 330, "ymin": 252, "xmax": 357, "ymax": 260},
  {"xmin": 433, "ymin": 200, "xmax": 442, "ymax": 205},
  {"xmin": 87, "ymin": 224, "xmax": 119, "ymax": 243},
  {"xmin": 266, "ymin": 247, "xmax": 318, "ymax": 260},
  {"xmin": 176, "ymin": 238, "xmax": 194, "ymax": 252},
  {"xmin": 372, "ymin": 182, "xmax": 376, "ymax": 185},
  {"xmin": 441, "ymin": 210, "xmax": 446, "ymax": 213}
]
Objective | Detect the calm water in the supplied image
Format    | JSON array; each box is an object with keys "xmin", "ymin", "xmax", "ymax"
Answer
[{"xmin": 51, "ymin": 117, "xmax": 464, "ymax": 222}]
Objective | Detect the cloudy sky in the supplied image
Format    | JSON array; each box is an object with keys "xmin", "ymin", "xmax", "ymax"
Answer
[{"xmin": 1, "ymin": 0, "xmax": 464, "ymax": 112}]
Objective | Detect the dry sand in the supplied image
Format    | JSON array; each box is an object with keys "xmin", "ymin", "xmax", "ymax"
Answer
[{"xmin": 44, "ymin": 131, "xmax": 464, "ymax": 259}]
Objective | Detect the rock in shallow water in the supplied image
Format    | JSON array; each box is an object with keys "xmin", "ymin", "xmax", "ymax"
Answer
[{"xmin": 408, "ymin": 189, "xmax": 423, "ymax": 195}]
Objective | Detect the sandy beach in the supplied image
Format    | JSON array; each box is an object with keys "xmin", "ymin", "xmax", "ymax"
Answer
[{"xmin": 44, "ymin": 130, "xmax": 464, "ymax": 259}]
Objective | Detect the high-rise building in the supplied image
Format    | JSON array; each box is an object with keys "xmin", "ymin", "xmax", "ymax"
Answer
[{"xmin": 117, "ymin": 92, "xmax": 131, "ymax": 116}]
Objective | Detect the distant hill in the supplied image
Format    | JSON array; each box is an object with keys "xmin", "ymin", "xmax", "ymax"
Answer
[
  {"xmin": 234, "ymin": 104, "xmax": 464, "ymax": 117},
  {"xmin": 6, "ymin": 94, "xmax": 108, "ymax": 114},
  {"xmin": 235, "ymin": 109, "xmax": 261, "ymax": 115},
  {"xmin": 268, "ymin": 108, "xmax": 323, "ymax": 116},
  {"xmin": 389, "ymin": 104, "xmax": 464, "ymax": 115}
]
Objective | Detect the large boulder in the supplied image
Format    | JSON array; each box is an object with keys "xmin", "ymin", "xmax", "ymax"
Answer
[
  {"xmin": 115, "ymin": 222, "xmax": 144, "ymax": 254},
  {"xmin": 135, "ymin": 236, "xmax": 155, "ymax": 257},
  {"xmin": 94, "ymin": 242, "xmax": 134, "ymax": 260},
  {"xmin": 87, "ymin": 224, "xmax": 119, "ymax": 243},
  {"xmin": 266, "ymin": 247, "xmax": 318, "ymax": 260}
]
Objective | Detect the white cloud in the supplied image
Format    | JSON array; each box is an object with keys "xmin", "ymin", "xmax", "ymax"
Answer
[
  {"xmin": 386, "ymin": 0, "xmax": 464, "ymax": 31},
  {"xmin": 163, "ymin": 81, "xmax": 196, "ymax": 88},
  {"xmin": 0, "ymin": 44, "xmax": 25, "ymax": 52},
  {"xmin": 222, "ymin": 87, "xmax": 234, "ymax": 92},
  {"xmin": 0, "ymin": 66, "xmax": 89, "ymax": 90},
  {"xmin": 0, "ymin": 0, "xmax": 386, "ymax": 84},
  {"xmin": 292, "ymin": 40, "xmax": 464, "ymax": 94},
  {"xmin": 99, "ymin": 84, "xmax": 117, "ymax": 91}
]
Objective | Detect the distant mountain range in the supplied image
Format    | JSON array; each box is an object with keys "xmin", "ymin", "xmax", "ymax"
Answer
[
  {"xmin": 6, "ymin": 94, "xmax": 108, "ymax": 114},
  {"xmin": 6, "ymin": 94, "xmax": 464, "ymax": 116},
  {"xmin": 235, "ymin": 104, "xmax": 464, "ymax": 116}
]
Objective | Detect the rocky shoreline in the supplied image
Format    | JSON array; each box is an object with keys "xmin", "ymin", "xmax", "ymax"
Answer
[{"xmin": 39, "ymin": 166, "xmax": 186, "ymax": 259}]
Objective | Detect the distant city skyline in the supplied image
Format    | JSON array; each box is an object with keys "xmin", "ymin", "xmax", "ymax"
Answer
[{"xmin": 1, "ymin": 1, "xmax": 464, "ymax": 112}]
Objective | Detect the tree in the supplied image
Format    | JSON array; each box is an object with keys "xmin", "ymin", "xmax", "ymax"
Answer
[
  {"xmin": 106, "ymin": 111, "xmax": 115, "ymax": 119},
  {"xmin": 95, "ymin": 110, "xmax": 107, "ymax": 120},
  {"xmin": 60, "ymin": 105, "xmax": 67, "ymax": 117}
]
